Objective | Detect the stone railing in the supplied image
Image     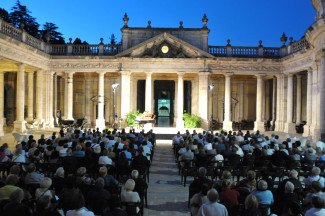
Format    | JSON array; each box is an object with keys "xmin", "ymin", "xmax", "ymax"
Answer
[{"xmin": 0, "ymin": 17, "xmax": 310, "ymax": 58}]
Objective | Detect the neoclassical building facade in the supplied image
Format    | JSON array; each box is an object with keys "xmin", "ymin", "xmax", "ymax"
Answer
[{"xmin": 0, "ymin": 0, "xmax": 324, "ymax": 141}]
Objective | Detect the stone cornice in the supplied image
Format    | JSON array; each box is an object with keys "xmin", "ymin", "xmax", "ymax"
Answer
[
  {"xmin": 282, "ymin": 53, "xmax": 315, "ymax": 74},
  {"xmin": 0, "ymin": 35, "xmax": 49, "ymax": 70}
]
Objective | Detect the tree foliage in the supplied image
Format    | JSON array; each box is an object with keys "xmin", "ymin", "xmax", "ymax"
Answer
[
  {"xmin": 0, "ymin": 8, "xmax": 10, "ymax": 22},
  {"xmin": 183, "ymin": 113, "xmax": 202, "ymax": 128},
  {"xmin": 9, "ymin": 0, "xmax": 40, "ymax": 37},
  {"xmin": 41, "ymin": 22, "xmax": 65, "ymax": 44}
]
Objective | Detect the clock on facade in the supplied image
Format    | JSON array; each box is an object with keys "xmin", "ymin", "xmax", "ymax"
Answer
[{"xmin": 161, "ymin": 45, "xmax": 169, "ymax": 54}]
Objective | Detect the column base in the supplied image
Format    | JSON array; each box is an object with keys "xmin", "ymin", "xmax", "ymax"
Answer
[
  {"xmin": 254, "ymin": 121, "xmax": 265, "ymax": 132},
  {"xmin": 13, "ymin": 120, "xmax": 27, "ymax": 133},
  {"xmin": 176, "ymin": 119, "xmax": 184, "ymax": 130},
  {"xmin": 26, "ymin": 117, "xmax": 34, "ymax": 123},
  {"xmin": 96, "ymin": 119, "xmax": 106, "ymax": 132},
  {"xmin": 303, "ymin": 125, "xmax": 311, "ymax": 137},
  {"xmin": 223, "ymin": 121, "xmax": 233, "ymax": 131},
  {"xmin": 284, "ymin": 122, "xmax": 296, "ymax": 134}
]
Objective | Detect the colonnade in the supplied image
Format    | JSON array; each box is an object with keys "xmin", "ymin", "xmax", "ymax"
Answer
[{"xmin": 0, "ymin": 64, "xmax": 323, "ymax": 142}]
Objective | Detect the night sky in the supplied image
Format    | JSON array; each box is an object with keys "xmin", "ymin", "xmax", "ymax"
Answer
[{"xmin": 1, "ymin": 0, "xmax": 316, "ymax": 47}]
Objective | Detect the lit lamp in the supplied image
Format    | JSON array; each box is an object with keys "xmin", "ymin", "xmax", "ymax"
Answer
[
  {"xmin": 208, "ymin": 83, "xmax": 214, "ymax": 134},
  {"xmin": 112, "ymin": 82, "xmax": 120, "ymax": 126}
]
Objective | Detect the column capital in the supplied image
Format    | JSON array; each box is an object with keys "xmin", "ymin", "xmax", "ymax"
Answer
[
  {"xmin": 255, "ymin": 74, "xmax": 265, "ymax": 79},
  {"xmin": 308, "ymin": 67, "xmax": 313, "ymax": 73},
  {"xmin": 97, "ymin": 71, "xmax": 106, "ymax": 77},
  {"xmin": 120, "ymin": 71, "xmax": 131, "ymax": 76},
  {"xmin": 26, "ymin": 71, "xmax": 35, "ymax": 74},
  {"xmin": 17, "ymin": 63, "xmax": 26, "ymax": 68},
  {"xmin": 224, "ymin": 72, "xmax": 233, "ymax": 77},
  {"xmin": 287, "ymin": 73, "xmax": 294, "ymax": 78},
  {"xmin": 177, "ymin": 72, "xmax": 185, "ymax": 77},
  {"xmin": 296, "ymin": 74, "xmax": 302, "ymax": 79},
  {"xmin": 146, "ymin": 72, "xmax": 152, "ymax": 77}
]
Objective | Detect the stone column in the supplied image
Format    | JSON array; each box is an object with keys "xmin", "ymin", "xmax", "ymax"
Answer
[
  {"xmin": 26, "ymin": 71, "xmax": 34, "ymax": 122},
  {"xmin": 285, "ymin": 74, "xmax": 296, "ymax": 133},
  {"xmin": 96, "ymin": 72, "xmax": 106, "ymax": 131},
  {"xmin": 303, "ymin": 69, "xmax": 313, "ymax": 137},
  {"xmin": 238, "ymin": 82, "xmax": 244, "ymax": 121},
  {"xmin": 296, "ymin": 75, "xmax": 302, "ymax": 124},
  {"xmin": 176, "ymin": 73, "xmax": 184, "ymax": 129},
  {"xmin": 145, "ymin": 72, "xmax": 152, "ymax": 113},
  {"xmin": 48, "ymin": 72, "xmax": 54, "ymax": 127},
  {"xmin": 53, "ymin": 73, "xmax": 58, "ymax": 126},
  {"xmin": 0, "ymin": 71, "xmax": 5, "ymax": 136},
  {"xmin": 84, "ymin": 75, "xmax": 91, "ymax": 123},
  {"xmin": 14, "ymin": 64, "xmax": 26, "ymax": 132},
  {"xmin": 66, "ymin": 72, "xmax": 74, "ymax": 120},
  {"xmin": 63, "ymin": 73, "xmax": 68, "ymax": 119},
  {"xmin": 254, "ymin": 74, "xmax": 265, "ymax": 131},
  {"xmin": 199, "ymin": 72, "xmax": 209, "ymax": 129},
  {"xmin": 317, "ymin": 54, "xmax": 325, "ymax": 141},
  {"xmin": 223, "ymin": 73, "xmax": 233, "ymax": 131},
  {"xmin": 275, "ymin": 75, "xmax": 282, "ymax": 131},
  {"xmin": 120, "ymin": 71, "xmax": 131, "ymax": 122},
  {"xmin": 271, "ymin": 77, "xmax": 276, "ymax": 127},
  {"xmin": 36, "ymin": 70, "xmax": 43, "ymax": 123}
]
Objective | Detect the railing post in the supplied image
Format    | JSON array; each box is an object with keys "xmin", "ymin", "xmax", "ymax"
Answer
[
  {"xmin": 286, "ymin": 37, "xmax": 293, "ymax": 55},
  {"xmin": 0, "ymin": 18, "xmax": 3, "ymax": 31},
  {"xmin": 258, "ymin": 40, "xmax": 263, "ymax": 57},
  {"xmin": 21, "ymin": 30, "xmax": 26, "ymax": 42},
  {"xmin": 226, "ymin": 39, "xmax": 232, "ymax": 57},
  {"xmin": 67, "ymin": 38, "xmax": 72, "ymax": 55},
  {"xmin": 279, "ymin": 46, "xmax": 286, "ymax": 57},
  {"xmin": 99, "ymin": 38, "xmax": 104, "ymax": 56}
]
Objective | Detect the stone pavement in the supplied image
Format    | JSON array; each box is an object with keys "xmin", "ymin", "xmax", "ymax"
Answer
[{"xmin": 144, "ymin": 140, "xmax": 191, "ymax": 216}]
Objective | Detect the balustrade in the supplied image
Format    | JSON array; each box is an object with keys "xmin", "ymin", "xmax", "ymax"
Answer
[
  {"xmin": 231, "ymin": 47, "xmax": 258, "ymax": 57},
  {"xmin": 208, "ymin": 46, "xmax": 227, "ymax": 56},
  {"xmin": 0, "ymin": 20, "xmax": 22, "ymax": 41},
  {"xmin": 104, "ymin": 44, "xmax": 121, "ymax": 55},
  {"xmin": 263, "ymin": 47, "xmax": 280, "ymax": 58},
  {"xmin": 51, "ymin": 45, "xmax": 68, "ymax": 55},
  {"xmin": 291, "ymin": 38, "xmax": 309, "ymax": 53},
  {"xmin": 25, "ymin": 34, "xmax": 42, "ymax": 50}
]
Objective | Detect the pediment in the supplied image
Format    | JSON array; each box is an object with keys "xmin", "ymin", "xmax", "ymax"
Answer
[{"xmin": 116, "ymin": 32, "xmax": 214, "ymax": 58}]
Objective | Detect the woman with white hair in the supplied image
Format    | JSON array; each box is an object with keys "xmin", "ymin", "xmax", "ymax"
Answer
[
  {"xmin": 11, "ymin": 145, "xmax": 26, "ymax": 163},
  {"xmin": 303, "ymin": 167, "xmax": 325, "ymax": 187},
  {"xmin": 35, "ymin": 177, "xmax": 54, "ymax": 200},
  {"xmin": 251, "ymin": 180, "xmax": 274, "ymax": 215},
  {"xmin": 52, "ymin": 167, "xmax": 66, "ymax": 196},
  {"xmin": 121, "ymin": 179, "xmax": 141, "ymax": 213}
]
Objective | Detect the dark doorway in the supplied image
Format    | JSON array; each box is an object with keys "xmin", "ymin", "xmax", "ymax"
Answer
[
  {"xmin": 184, "ymin": 81, "xmax": 192, "ymax": 114},
  {"xmin": 137, "ymin": 80, "xmax": 146, "ymax": 113},
  {"xmin": 154, "ymin": 80, "xmax": 175, "ymax": 127}
]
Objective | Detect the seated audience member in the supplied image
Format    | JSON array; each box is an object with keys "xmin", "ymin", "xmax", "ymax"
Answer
[
  {"xmin": 76, "ymin": 167, "xmax": 94, "ymax": 186},
  {"xmin": 66, "ymin": 192, "xmax": 95, "ymax": 216},
  {"xmin": 219, "ymin": 180, "xmax": 240, "ymax": 208},
  {"xmin": 131, "ymin": 147, "xmax": 150, "ymax": 175},
  {"xmin": 303, "ymin": 181, "xmax": 325, "ymax": 206},
  {"xmin": 34, "ymin": 195, "xmax": 61, "ymax": 216},
  {"xmin": 197, "ymin": 188, "xmax": 228, "ymax": 216},
  {"xmin": 121, "ymin": 179, "xmax": 141, "ymax": 213},
  {"xmin": 0, "ymin": 175, "xmax": 20, "ymax": 201},
  {"xmin": 98, "ymin": 166, "xmax": 119, "ymax": 191},
  {"xmin": 0, "ymin": 146, "xmax": 11, "ymax": 162},
  {"xmin": 52, "ymin": 167, "xmax": 66, "ymax": 196},
  {"xmin": 86, "ymin": 178, "xmax": 111, "ymax": 215},
  {"xmin": 2, "ymin": 188, "xmax": 31, "ymax": 216},
  {"xmin": 236, "ymin": 170, "xmax": 257, "ymax": 191},
  {"xmin": 131, "ymin": 170, "xmax": 148, "ymax": 202},
  {"xmin": 35, "ymin": 177, "xmax": 54, "ymax": 200},
  {"xmin": 303, "ymin": 167, "xmax": 325, "ymax": 188},
  {"xmin": 98, "ymin": 149, "xmax": 114, "ymax": 165},
  {"xmin": 305, "ymin": 196, "xmax": 325, "ymax": 216},
  {"xmin": 251, "ymin": 180, "xmax": 274, "ymax": 215},
  {"xmin": 62, "ymin": 148, "xmax": 79, "ymax": 176},
  {"xmin": 190, "ymin": 183, "xmax": 210, "ymax": 216},
  {"xmin": 73, "ymin": 145, "xmax": 85, "ymax": 157},
  {"xmin": 278, "ymin": 181, "xmax": 299, "ymax": 215},
  {"xmin": 214, "ymin": 170, "xmax": 234, "ymax": 193},
  {"xmin": 172, "ymin": 132, "xmax": 182, "ymax": 146},
  {"xmin": 278, "ymin": 169, "xmax": 302, "ymax": 192},
  {"xmin": 241, "ymin": 194, "xmax": 261, "ymax": 216},
  {"xmin": 24, "ymin": 163, "xmax": 44, "ymax": 185},
  {"xmin": 103, "ymin": 194, "xmax": 127, "ymax": 216},
  {"xmin": 180, "ymin": 145, "xmax": 194, "ymax": 167},
  {"xmin": 189, "ymin": 167, "xmax": 213, "ymax": 197},
  {"xmin": 11, "ymin": 145, "xmax": 25, "ymax": 163},
  {"xmin": 211, "ymin": 149, "xmax": 224, "ymax": 167}
]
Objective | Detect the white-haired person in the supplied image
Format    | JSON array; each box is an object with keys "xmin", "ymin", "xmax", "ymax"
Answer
[
  {"xmin": 35, "ymin": 177, "xmax": 54, "ymax": 200},
  {"xmin": 131, "ymin": 170, "xmax": 148, "ymax": 203},
  {"xmin": 197, "ymin": 188, "xmax": 228, "ymax": 216},
  {"xmin": 278, "ymin": 181, "xmax": 299, "ymax": 215},
  {"xmin": 303, "ymin": 167, "xmax": 325, "ymax": 188},
  {"xmin": 121, "ymin": 179, "xmax": 141, "ymax": 213},
  {"xmin": 251, "ymin": 180, "xmax": 274, "ymax": 215},
  {"xmin": 52, "ymin": 167, "xmax": 66, "ymax": 196}
]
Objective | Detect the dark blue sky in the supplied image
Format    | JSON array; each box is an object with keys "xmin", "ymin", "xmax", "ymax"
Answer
[{"xmin": 1, "ymin": 0, "xmax": 316, "ymax": 47}]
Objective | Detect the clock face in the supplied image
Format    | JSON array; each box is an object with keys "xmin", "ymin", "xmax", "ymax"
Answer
[{"xmin": 161, "ymin": 45, "xmax": 169, "ymax": 54}]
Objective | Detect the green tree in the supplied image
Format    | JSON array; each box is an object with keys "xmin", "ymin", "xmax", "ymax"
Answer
[
  {"xmin": 110, "ymin": 34, "xmax": 116, "ymax": 45},
  {"xmin": 0, "ymin": 8, "xmax": 10, "ymax": 22},
  {"xmin": 9, "ymin": 0, "xmax": 40, "ymax": 37},
  {"xmin": 41, "ymin": 22, "xmax": 65, "ymax": 44}
]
